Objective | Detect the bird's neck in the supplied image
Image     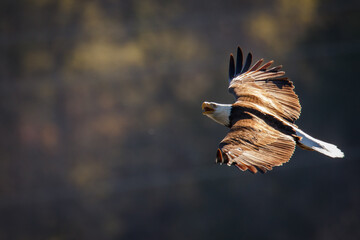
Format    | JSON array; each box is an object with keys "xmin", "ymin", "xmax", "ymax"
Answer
[{"xmin": 210, "ymin": 104, "xmax": 232, "ymax": 127}]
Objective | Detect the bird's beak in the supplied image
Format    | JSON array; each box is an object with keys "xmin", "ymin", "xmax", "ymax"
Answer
[{"xmin": 202, "ymin": 102, "xmax": 215, "ymax": 115}]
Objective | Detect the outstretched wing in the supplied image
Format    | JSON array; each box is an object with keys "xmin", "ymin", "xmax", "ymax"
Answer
[
  {"xmin": 216, "ymin": 106, "xmax": 297, "ymax": 173},
  {"xmin": 228, "ymin": 47, "xmax": 301, "ymax": 123}
]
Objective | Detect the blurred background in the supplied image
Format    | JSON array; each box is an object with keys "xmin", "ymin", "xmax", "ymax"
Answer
[{"xmin": 1, "ymin": 0, "xmax": 360, "ymax": 239}]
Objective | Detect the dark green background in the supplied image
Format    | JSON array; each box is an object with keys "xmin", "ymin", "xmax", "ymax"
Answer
[{"xmin": 1, "ymin": 0, "xmax": 359, "ymax": 239}]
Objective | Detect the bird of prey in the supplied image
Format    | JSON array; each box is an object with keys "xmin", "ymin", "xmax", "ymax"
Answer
[{"xmin": 202, "ymin": 47, "xmax": 344, "ymax": 173}]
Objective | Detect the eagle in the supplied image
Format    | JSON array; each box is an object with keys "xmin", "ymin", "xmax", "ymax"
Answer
[{"xmin": 202, "ymin": 47, "xmax": 344, "ymax": 173}]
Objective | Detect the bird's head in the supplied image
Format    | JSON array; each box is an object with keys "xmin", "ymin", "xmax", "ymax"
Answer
[
  {"xmin": 202, "ymin": 102, "xmax": 217, "ymax": 116},
  {"xmin": 202, "ymin": 101, "xmax": 232, "ymax": 126}
]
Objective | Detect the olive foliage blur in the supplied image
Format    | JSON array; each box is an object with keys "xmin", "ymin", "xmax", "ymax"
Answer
[{"xmin": 1, "ymin": 0, "xmax": 359, "ymax": 239}]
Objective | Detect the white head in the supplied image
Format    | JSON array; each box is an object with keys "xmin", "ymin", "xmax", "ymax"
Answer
[{"xmin": 202, "ymin": 102, "xmax": 232, "ymax": 127}]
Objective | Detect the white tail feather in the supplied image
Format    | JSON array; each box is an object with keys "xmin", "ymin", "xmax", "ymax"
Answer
[{"xmin": 295, "ymin": 128, "xmax": 344, "ymax": 158}]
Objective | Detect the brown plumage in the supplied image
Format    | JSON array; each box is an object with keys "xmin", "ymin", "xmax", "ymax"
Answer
[{"xmin": 202, "ymin": 47, "xmax": 344, "ymax": 174}]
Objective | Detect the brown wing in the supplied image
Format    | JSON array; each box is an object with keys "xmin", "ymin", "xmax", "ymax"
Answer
[
  {"xmin": 216, "ymin": 109, "xmax": 296, "ymax": 173},
  {"xmin": 228, "ymin": 47, "xmax": 301, "ymax": 123}
]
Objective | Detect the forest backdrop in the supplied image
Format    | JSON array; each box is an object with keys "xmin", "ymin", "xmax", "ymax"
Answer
[{"xmin": 1, "ymin": 0, "xmax": 360, "ymax": 239}]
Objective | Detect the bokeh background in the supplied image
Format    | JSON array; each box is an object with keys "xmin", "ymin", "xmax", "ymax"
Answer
[{"xmin": 1, "ymin": 0, "xmax": 360, "ymax": 239}]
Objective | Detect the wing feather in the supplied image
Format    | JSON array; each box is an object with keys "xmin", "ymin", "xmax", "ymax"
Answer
[
  {"xmin": 235, "ymin": 47, "xmax": 243, "ymax": 75},
  {"xmin": 228, "ymin": 48, "xmax": 301, "ymax": 122},
  {"xmin": 242, "ymin": 53, "xmax": 253, "ymax": 73},
  {"xmin": 228, "ymin": 54, "xmax": 235, "ymax": 82},
  {"xmin": 217, "ymin": 111, "xmax": 296, "ymax": 173},
  {"xmin": 248, "ymin": 59, "xmax": 264, "ymax": 72}
]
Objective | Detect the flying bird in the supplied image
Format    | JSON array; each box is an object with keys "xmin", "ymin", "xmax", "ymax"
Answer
[{"xmin": 202, "ymin": 47, "xmax": 344, "ymax": 173}]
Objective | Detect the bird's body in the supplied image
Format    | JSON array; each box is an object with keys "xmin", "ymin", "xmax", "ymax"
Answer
[{"xmin": 202, "ymin": 47, "xmax": 344, "ymax": 173}]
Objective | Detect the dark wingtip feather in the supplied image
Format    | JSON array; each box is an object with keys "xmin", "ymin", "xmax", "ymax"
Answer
[
  {"xmin": 255, "ymin": 166, "xmax": 267, "ymax": 174},
  {"xmin": 248, "ymin": 165, "xmax": 258, "ymax": 174},
  {"xmin": 258, "ymin": 60, "xmax": 274, "ymax": 71},
  {"xmin": 235, "ymin": 46, "xmax": 243, "ymax": 76},
  {"xmin": 229, "ymin": 54, "xmax": 235, "ymax": 82},
  {"xmin": 249, "ymin": 59, "xmax": 264, "ymax": 72},
  {"xmin": 235, "ymin": 163, "xmax": 248, "ymax": 171},
  {"xmin": 241, "ymin": 52, "xmax": 253, "ymax": 73},
  {"xmin": 268, "ymin": 65, "xmax": 283, "ymax": 72},
  {"xmin": 216, "ymin": 148, "xmax": 223, "ymax": 164}
]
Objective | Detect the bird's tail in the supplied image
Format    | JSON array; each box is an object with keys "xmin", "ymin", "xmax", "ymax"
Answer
[{"xmin": 294, "ymin": 128, "xmax": 344, "ymax": 158}]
